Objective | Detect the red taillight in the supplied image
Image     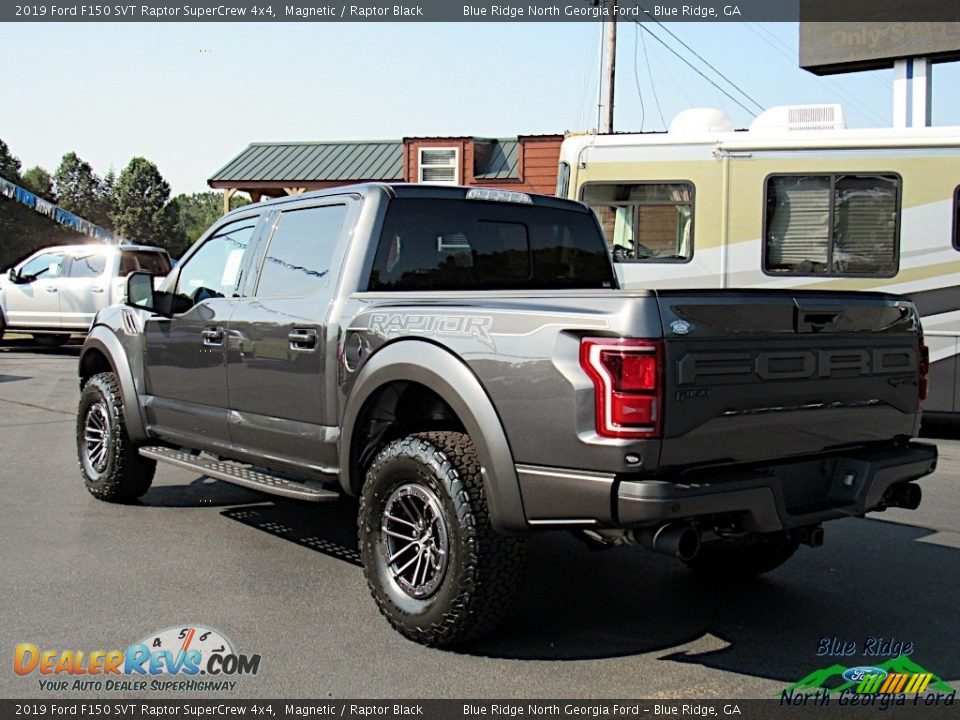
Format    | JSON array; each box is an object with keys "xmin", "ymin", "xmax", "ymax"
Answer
[
  {"xmin": 580, "ymin": 338, "xmax": 662, "ymax": 439},
  {"xmin": 919, "ymin": 338, "xmax": 930, "ymax": 404}
]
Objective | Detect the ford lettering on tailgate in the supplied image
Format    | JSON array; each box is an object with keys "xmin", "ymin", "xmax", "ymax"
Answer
[{"xmin": 677, "ymin": 347, "xmax": 917, "ymax": 385}]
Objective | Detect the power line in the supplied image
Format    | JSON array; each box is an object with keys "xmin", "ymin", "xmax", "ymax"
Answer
[
  {"xmin": 633, "ymin": 21, "xmax": 760, "ymax": 118},
  {"xmin": 640, "ymin": 24, "xmax": 666, "ymax": 129},
  {"xmin": 597, "ymin": 20, "xmax": 606, "ymax": 130},
  {"xmin": 650, "ymin": 33, "xmax": 695, "ymax": 110},
  {"xmin": 632, "ymin": 22, "xmax": 646, "ymax": 131},
  {"xmin": 577, "ymin": 22, "xmax": 603, "ymax": 129},
  {"xmin": 637, "ymin": 15, "xmax": 765, "ymax": 114},
  {"xmin": 743, "ymin": 23, "xmax": 887, "ymax": 126}
]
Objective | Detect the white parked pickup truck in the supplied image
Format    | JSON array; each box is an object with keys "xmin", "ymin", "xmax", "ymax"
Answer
[{"xmin": 0, "ymin": 243, "xmax": 172, "ymax": 346}]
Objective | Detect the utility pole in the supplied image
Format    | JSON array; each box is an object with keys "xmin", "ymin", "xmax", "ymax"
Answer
[{"xmin": 601, "ymin": 2, "xmax": 617, "ymax": 133}]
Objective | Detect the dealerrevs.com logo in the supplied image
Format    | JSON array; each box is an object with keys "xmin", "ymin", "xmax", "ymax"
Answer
[{"xmin": 14, "ymin": 625, "xmax": 261, "ymax": 692}]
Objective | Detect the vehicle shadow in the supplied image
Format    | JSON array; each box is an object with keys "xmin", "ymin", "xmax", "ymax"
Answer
[
  {"xmin": 221, "ymin": 496, "xmax": 362, "ymax": 566},
  {"xmin": 140, "ymin": 477, "xmax": 273, "ymax": 508},
  {"xmin": 462, "ymin": 519, "xmax": 959, "ymax": 683},
  {"xmin": 920, "ymin": 416, "xmax": 960, "ymax": 440},
  {"xmin": 217, "ymin": 496, "xmax": 959, "ymax": 684},
  {"xmin": 0, "ymin": 338, "xmax": 82, "ymax": 356}
]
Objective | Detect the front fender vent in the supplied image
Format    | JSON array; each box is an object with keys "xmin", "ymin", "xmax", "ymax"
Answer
[{"xmin": 121, "ymin": 309, "xmax": 141, "ymax": 336}]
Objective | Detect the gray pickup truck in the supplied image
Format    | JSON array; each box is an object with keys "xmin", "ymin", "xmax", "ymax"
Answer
[{"xmin": 76, "ymin": 184, "xmax": 937, "ymax": 646}]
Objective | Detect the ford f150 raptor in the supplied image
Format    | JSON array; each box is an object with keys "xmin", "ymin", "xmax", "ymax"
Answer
[{"xmin": 76, "ymin": 184, "xmax": 937, "ymax": 645}]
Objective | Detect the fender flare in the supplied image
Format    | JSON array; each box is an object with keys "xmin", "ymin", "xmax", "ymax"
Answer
[
  {"xmin": 339, "ymin": 339, "xmax": 527, "ymax": 534},
  {"xmin": 80, "ymin": 326, "xmax": 148, "ymax": 443}
]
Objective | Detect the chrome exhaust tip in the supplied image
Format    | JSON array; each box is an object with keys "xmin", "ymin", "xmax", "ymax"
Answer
[
  {"xmin": 636, "ymin": 523, "xmax": 701, "ymax": 561},
  {"xmin": 885, "ymin": 483, "xmax": 922, "ymax": 511}
]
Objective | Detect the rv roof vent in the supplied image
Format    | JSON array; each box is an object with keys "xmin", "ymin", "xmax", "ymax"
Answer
[
  {"xmin": 750, "ymin": 104, "xmax": 847, "ymax": 133},
  {"xmin": 668, "ymin": 108, "xmax": 735, "ymax": 135}
]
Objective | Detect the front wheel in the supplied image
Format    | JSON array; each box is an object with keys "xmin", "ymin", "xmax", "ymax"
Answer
[
  {"xmin": 77, "ymin": 372, "xmax": 155, "ymax": 502},
  {"xmin": 359, "ymin": 431, "xmax": 527, "ymax": 646},
  {"xmin": 683, "ymin": 537, "xmax": 799, "ymax": 579}
]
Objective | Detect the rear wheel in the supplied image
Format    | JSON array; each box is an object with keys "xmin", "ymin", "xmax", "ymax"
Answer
[
  {"xmin": 77, "ymin": 372, "xmax": 155, "ymax": 502},
  {"xmin": 33, "ymin": 333, "xmax": 69, "ymax": 348},
  {"xmin": 0, "ymin": 312, "xmax": 5, "ymax": 344},
  {"xmin": 359, "ymin": 431, "xmax": 527, "ymax": 646},
  {"xmin": 683, "ymin": 538, "xmax": 799, "ymax": 579}
]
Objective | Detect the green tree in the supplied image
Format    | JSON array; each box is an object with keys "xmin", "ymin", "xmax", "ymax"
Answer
[
  {"xmin": 0, "ymin": 141, "xmax": 82, "ymax": 270},
  {"xmin": 0, "ymin": 138, "xmax": 22, "ymax": 182},
  {"xmin": 112, "ymin": 157, "xmax": 178, "ymax": 248},
  {"xmin": 21, "ymin": 166, "xmax": 55, "ymax": 201},
  {"xmin": 96, "ymin": 168, "xmax": 117, "ymax": 230},
  {"xmin": 166, "ymin": 191, "xmax": 249, "ymax": 257},
  {"xmin": 54, "ymin": 152, "xmax": 102, "ymax": 220}
]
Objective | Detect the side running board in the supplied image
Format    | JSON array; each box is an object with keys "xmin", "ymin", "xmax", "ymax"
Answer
[{"xmin": 139, "ymin": 446, "xmax": 339, "ymax": 502}]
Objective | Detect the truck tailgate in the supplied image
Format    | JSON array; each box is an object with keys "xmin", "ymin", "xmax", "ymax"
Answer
[{"xmin": 656, "ymin": 291, "xmax": 922, "ymax": 470}]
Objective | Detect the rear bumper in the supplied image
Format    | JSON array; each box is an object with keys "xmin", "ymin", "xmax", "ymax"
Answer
[{"xmin": 518, "ymin": 442, "xmax": 938, "ymax": 533}]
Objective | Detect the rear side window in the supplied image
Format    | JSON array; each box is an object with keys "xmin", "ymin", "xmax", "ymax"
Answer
[
  {"xmin": 368, "ymin": 199, "xmax": 615, "ymax": 291},
  {"xmin": 67, "ymin": 252, "xmax": 107, "ymax": 278},
  {"xmin": 764, "ymin": 174, "xmax": 900, "ymax": 276},
  {"xmin": 256, "ymin": 204, "xmax": 347, "ymax": 298},
  {"xmin": 120, "ymin": 251, "xmax": 171, "ymax": 276}
]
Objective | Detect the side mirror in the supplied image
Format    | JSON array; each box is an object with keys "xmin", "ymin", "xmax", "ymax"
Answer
[
  {"xmin": 126, "ymin": 272, "xmax": 156, "ymax": 311},
  {"xmin": 126, "ymin": 271, "xmax": 189, "ymax": 317},
  {"xmin": 8, "ymin": 268, "xmax": 32, "ymax": 284}
]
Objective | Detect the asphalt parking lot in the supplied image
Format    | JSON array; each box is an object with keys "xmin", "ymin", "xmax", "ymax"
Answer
[{"xmin": 1, "ymin": 339, "xmax": 957, "ymax": 700}]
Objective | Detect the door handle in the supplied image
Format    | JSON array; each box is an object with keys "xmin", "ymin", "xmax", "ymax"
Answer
[
  {"xmin": 288, "ymin": 328, "xmax": 318, "ymax": 351},
  {"xmin": 45, "ymin": 287, "xmax": 58, "ymax": 293},
  {"xmin": 91, "ymin": 287, "xmax": 105, "ymax": 293},
  {"xmin": 202, "ymin": 327, "xmax": 225, "ymax": 346}
]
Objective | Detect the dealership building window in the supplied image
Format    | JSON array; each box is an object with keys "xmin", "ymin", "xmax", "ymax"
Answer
[
  {"xmin": 764, "ymin": 174, "xmax": 899, "ymax": 276},
  {"xmin": 581, "ymin": 182, "xmax": 694, "ymax": 262},
  {"xmin": 418, "ymin": 147, "xmax": 459, "ymax": 185}
]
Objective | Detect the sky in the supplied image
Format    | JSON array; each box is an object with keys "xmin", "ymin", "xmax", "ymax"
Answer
[{"xmin": 2, "ymin": 21, "xmax": 960, "ymax": 196}]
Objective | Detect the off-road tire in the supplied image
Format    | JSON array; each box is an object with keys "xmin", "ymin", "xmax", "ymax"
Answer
[
  {"xmin": 33, "ymin": 333, "xmax": 69, "ymax": 348},
  {"xmin": 77, "ymin": 372, "xmax": 155, "ymax": 502},
  {"xmin": 683, "ymin": 538, "xmax": 799, "ymax": 579},
  {"xmin": 359, "ymin": 431, "xmax": 527, "ymax": 646}
]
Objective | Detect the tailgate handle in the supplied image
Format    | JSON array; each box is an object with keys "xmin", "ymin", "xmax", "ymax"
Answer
[{"xmin": 796, "ymin": 309, "xmax": 842, "ymax": 333}]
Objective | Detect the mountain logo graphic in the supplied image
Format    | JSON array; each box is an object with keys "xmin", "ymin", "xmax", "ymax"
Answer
[{"xmin": 784, "ymin": 655, "xmax": 955, "ymax": 696}]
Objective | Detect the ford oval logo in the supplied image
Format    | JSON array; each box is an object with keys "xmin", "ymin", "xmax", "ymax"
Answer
[{"xmin": 842, "ymin": 666, "xmax": 887, "ymax": 683}]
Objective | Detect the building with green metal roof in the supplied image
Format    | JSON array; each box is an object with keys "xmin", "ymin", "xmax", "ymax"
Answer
[{"xmin": 209, "ymin": 135, "xmax": 562, "ymax": 211}]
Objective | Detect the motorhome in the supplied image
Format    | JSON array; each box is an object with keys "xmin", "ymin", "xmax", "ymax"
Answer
[{"xmin": 558, "ymin": 105, "xmax": 960, "ymax": 415}]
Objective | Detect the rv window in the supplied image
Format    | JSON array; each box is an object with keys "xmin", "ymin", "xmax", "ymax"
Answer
[
  {"xmin": 954, "ymin": 186, "xmax": 960, "ymax": 251},
  {"xmin": 581, "ymin": 183, "xmax": 694, "ymax": 263},
  {"xmin": 556, "ymin": 162, "xmax": 571, "ymax": 198},
  {"xmin": 764, "ymin": 174, "xmax": 899, "ymax": 277}
]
